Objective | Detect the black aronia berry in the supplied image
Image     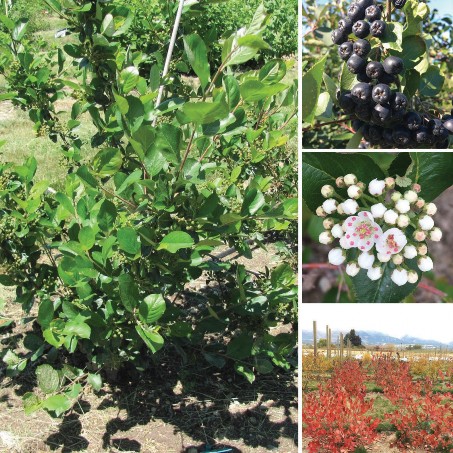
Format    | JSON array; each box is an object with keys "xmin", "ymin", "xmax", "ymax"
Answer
[{"xmin": 330, "ymin": 0, "xmax": 452, "ymax": 149}]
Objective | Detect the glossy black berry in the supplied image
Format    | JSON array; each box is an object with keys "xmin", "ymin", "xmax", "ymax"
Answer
[
  {"xmin": 393, "ymin": 0, "xmax": 407, "ymax": 9},
  {"xmin": 351, "ymin": 82, "xmax": 372, "ymax": 104},
  {"xmin": 338, "ymin": 41, "xmax": 354, "ymax": 61},
  {"xmin": 357, "ymin": 72, "xmax": 372, "ymax": 83},
  {"xmin": 413, "ymin": 126, "xmax": 429, "ymax": 144},
  {"xmin": 442, "ymin": 114, "xmax": 453, "ymax": 122},
  {"xmin": 366, "ymin": 61, "xmax": 384, "ymax": 79},
  {"xmin": 372, "ymin": 104, "xmax": 392, "ymax": 123},
  {"xmin": 378, "ymin": 72, "xmax": 396, "ymax": 85},
  {"xmin": 365, "ymin": 5, "xmax": 382, "ymax": 22},
  {"xmin": 372, "ymin": 84, "xmax": 392, "ymax": 104},
  {"xmin": 339, "ymin": 92, "xmax": 356, "ymax": 113},
  {"xmin": 347, "ymin": 4, "xmax": 366, "ymax": 22},
  {"xmin": 347, "ymin": 54, "xmax": 367, "ymax": 74},
  {"xmin": 383, "ymin": 56, "xmax": 404, "ymax": 75},
  {"xmin": 361, "ymin": 124, "xmax": 371, "ymax": 140},
  {"xmin": 353, "ymin": 39, "xmax": 371, "ymax": 57},
  {"xmin": 382, "ymin": 128, "xmax": 394, "ymax": 144},
  {"xmin": 332, "ymin": 29, "xmax": 348, "ymax": 45},
  {"xmin": 368, "ymin": 125, "xmax": 384, "ymax": 142},
  {"xmin": 338, "ymin": 17, "xmax": 353, "ymax": 35},
  {"xmin": 355, "ymin": 103, "xmax": 373, "ymax": 122},
  {"xmin": 352, "ymin": 119, "xmax": 364, "ymax": 132},
  {"xmin": 370, "ymin": 20, "xmax": 386, "ymax": 38},
  {"xmin": 429, "ymin": 118, "xmax": 446, "ymax": 137},
  {"xmin": 391, "ymin": 92, "xmax": 408, "ymax": 112},
  {"xmin": 392, "ymin": 126, "xmax": 411, "ymax": 146},
  {"xmin": 444, "ymin": 119, "xmax": 453, "ymax": 134},
  {"xmin": 356, "ymin": 0, "xmax": 374, "ymax": 8},
  {"xmin": 353, "ymin": 20, "xmax": 370, "ymax": 39},
  {"xmin": 404, "ymin": 111, "xmax": 422, "ymax": 131}
]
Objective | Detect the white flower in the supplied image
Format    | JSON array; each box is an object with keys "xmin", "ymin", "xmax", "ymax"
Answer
[
  {"xmin": 323, "ymin": 218, "xmax": 335, "ymax": 229},
  {"xmin": 383, "ymin": 209, "xmax": 398, "ymax": 225},
  {"xmin": 367, "ymin": 265, "xmax": 383, "ymax": 281},
  {"xmin": 328, "ymin": 248, "xmax": 346, "ymax": 265},
  {"xmin": 342, "ymin": 211, "xmax": 382, "ymax": 252},
  {"xmin": 344, "ymin": 174, "xmax": 357, "ymax": 186},
  {"xmin": 322, "ymin": 199, "xmax": 337, "ymax": 214},
  {"xmin": 392, "ymin": 254, "xmax": 404, "ymax": 265},
  {"xmin": 376, "ymin": 227, "xmax": 408, "ymax": 256},
  {"xmin": 358, "ymin": 251, "xmax": 375, "ymax": 269},
  {"xmin": 377, "ymin": 252, "xmax": 391, "ymax": 263},
  {"xmin": 391, "ymin": 268, "xmax": 408, "ymax": 286},
  {"xmin": 413, "ymin": 229, "xmax": 426, "ymax": 242},
  {"xmin": 418, "ymin": 215, "xmax": 434, "ymax": 231},
  {"xmin": 347, "ymin": 185, "xmax": 362, "ymax": 199},
  {"xmin": 342, "ymin": 199, "xmax": 359, "ymax": 215},
  {"xmin": 371, "ymin": 203, "xmax": 387, "ymax": 219},
  {"xmin": 417, "ymin": 244, "xmax": 428, "ymax": 256},
  {"xmin": 331, "ymin": 223, "xmax": 344, "ymax": 238},
  {"xmin": 425, "ymin": 203, "xmax": 437, "ymax": 215},
  {"xmin": 368, "ymin": 178, "xmax": 386, "ymax": 196},
  {"xmin": 418, "ymin": 256, "xmax": 433, "ymax": 272},
  {"xmin": 407, "ymin": 270, "xmax": 418, "ymax": 284},
  {"xmin": 429, "ymin": 227, "xmax": 442, "ymax": 242},
  {"xmin": 395, "ymin": 199, "xmax": 411, "ymax": 214},
  {"xmin": 319, "ymin": 231, "xmax": 333, "ymax": 244},
  {"xmin": 321, "ymin": 185, "xmax": 335, "ymax": 198},
  {"xmin": 346, "ymin": 262, "xmax": 360, "ymax": 277},
  {"xmin": 404, "ymin": 190, "xmax": 418, "ymax": 203},
  {"xmin": 339, "ymin": 235, "xmax": 352, "ymax": 249},
  {"xmin": 391, "ymin": 192, "xmax": 402, "ymax": 202},
  {"xmin": 403, "ymin": 245, "xmax": 417, "ymax": 259},
  {"xmin": 316, "ymin": 206, "xmax": 327, "ymax": 217},
  {"xmin": 397, "ymin": 215, "xmax": 410, "ymax": 228},
  {"xmin": 385, "ymin": 177, "xmax": 395, "ymax": 189}
]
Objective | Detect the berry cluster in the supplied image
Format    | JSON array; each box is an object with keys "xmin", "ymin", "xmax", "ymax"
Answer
[
  {"xmin": 332, "ymin": 0, "xmax": 453, "ymax": 148},
  {"xmin": 316, "ymin": 174, "xmax": 441, "ymax": 287}
]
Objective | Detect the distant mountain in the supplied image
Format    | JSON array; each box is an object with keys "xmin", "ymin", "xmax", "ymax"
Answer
[{"xmin": 302, "ymin": 329, "xmax": 451, "ymax": 347}]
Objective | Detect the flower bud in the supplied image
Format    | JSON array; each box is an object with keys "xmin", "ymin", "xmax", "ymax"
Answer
[
  {"xmin": 322, "ymin": 199, "xmax": 338, "ymax": 214},
  {"xmin": 415, "ymin": 200, "xmax": 425, "ymax": 210},
  {"xmin": 337, "ymin": 203, "xmax": 345, "ymax": 215},
  {"xmin": 336, "ymin": 176, "xmax": 345, "ymax": 188},
  {"xmin": 418, "ymin": 256, "xmax": 433, "ymax": 272},
  {"xmin": 384, "ymin": 209, "xmax": 398, "ymax": 225},
  {"xmin": 347, "ymin": 185, "xmax": 362, "ymax": 199},
  {"xmin": 319, "ymin": 231, "xmax": 334, "ymax": 244},
  {"xmin": 331, "ymin": 223, "xmax": 344, "ymax": 238},
  {"xmin": 323, "ymin": 218, "xmax": 335, "ymax": 229},
  {"xmin": 392, "ymin": 254, "xmax": 404, "ymax": 265},
  {"xmin": 413, "ymin": 229, "xmax": 426, "ymax": 242},
  {"xmin": 391, "ymin": 268, "xmax": 408, "ymax": 286},
  {"xmin": 424, "ymin": 203, "xmax": 437, "ymax": 216},
  {"xmin": 429, "ymin": 227, "xmax": 442, "ymax": 242},
  {"xmin": 397, "ymin": 214, "xmax": 410, "ymax": 228},
  {"xmin": 403, "ymin": 245, "xmax": 417, "ymax": 260},
  {"xmin": 377, "ymin": 252, "xmax": 391, "ymax": 263},
  {"xmin": 367, "ymin": 265, "xmax": 383, "ymax": 281},
  {"xmin": 316, "ymin": 206, "xmax": 327, "ymax": 217},
  {"xmin": 358, "ymin": 251, "xmax": 375, "ymax": 269},
  {"xmin": 417, "ymin": 244, "xmax": 428, "ymax": 256},
  {"xmin": 412, "ymin": 183, "xmax": 421, "ymax": 193},
  {"xmin": 344, "ymin": 174, "xmax": 357, "ymax": 186},
  {"xmin": 321, "ymin": 185, "xmax": 335, "ymax": 198},
  {"xmin": 368, "ymin": 178, "xmax": 386, "ymax": 196},
  {"xmin": 328, "ymin": 248, "xmax": 346, "ymax": 265},
  {"xmin": 371, "ymin": 203, "xmax": 387, "ymax": 219},
  {"xmin": 342, "ymin": 199, "xmax": 359, "ymax": 215},
  {"xmin": 357, "ymin": 182, "xmax": 366, "ymax": 190},
  {"xmin": 418, "ymin": 215, "xmax": 434, "ymax": 231},
  {"xmin": 395, "ymin": 199, "xmax": 410, "ymax": 214},
  {"xmin": 404, "ymin": 190, "xmax": 418, "ymax": 203},
  {"xmin": 407, "ymin": 270, "xmax": 418, "ymax": 284},
  {"xmin": 385, "ymin": 177, "xmax": 395, "ymax": 189},
  {"xmin": 346, "ymin": 262, "xmax": 360, "ymax": 277},
  {"xmin": 391, "ymin": 191, "xmax": 402, "ymax": 202}
]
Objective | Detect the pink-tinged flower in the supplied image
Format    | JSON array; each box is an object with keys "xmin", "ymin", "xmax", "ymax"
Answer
[
  {"xmin": 376, "ymin": 227, "xmax": 407, "ymax": 256},
  {"xmin": 342, "ymin": 211, "xmax": 382, "ymax": 252}
]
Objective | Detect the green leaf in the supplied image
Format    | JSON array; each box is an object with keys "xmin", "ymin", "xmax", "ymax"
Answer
[
  {"xmin": 203, "ymin": 352, "xmax": 226, "ymax": 369},
  {"xmin": 63, "ymin": 319, "xmax": 91, "ymax": 339},
  {"xmin": 302, "ymin": 55, "xmax": 327, "ymax": 123},
  {"xmin": 97, "ymin": 200, "xmax": 117, "ymax": 232},
  {"xmin": 23, "ymin": 392, "xmax": 42, "ymax": 415},
  {"xmin": 38, "ymin": 298, "xmax": 54, "ymax": 329},
  {"xmin": 255, "ymin": 357, "xmax": 273, "ymax": 374},
  {"xmin": 259, "ymin": 59, "xmax": 287, "ymax": 84},
  {"xmin": 183, "ymin": 101, "xmax": 229, "ymax": 125},
  {"xmin": 406, "ymin": 153, "xmax": 453, "ymax": 202},
  {"xmin": 36, "ymin": 364, "xmax": 60, "ymax": 394},
  {"xmin": 78, "ymin": 226, "xmax": 96, "ymax": 251},
  {"xmin": 120, "ymin": 66, "xmax": 139, "ymax": 94},
  {"xmin": 0, "ymin": 92, "xmax": 17, "ymax": 101},
  {"xmin": 237, "ymin": 35, "xmax": 271, "ymax": 50},
  {"xmin": 153, "ymin": 124, "xmax": 181, "ymax": 164},
  {"xmin": 234, "ymin": 363, "xmax": 255, "ymax": 384},
  {"xmin": 302, "ymin": 153, "xmax": 386, "ymax": 213},
  {"xmin": 346, "ymin": 129, "xmax": 363, "ymax": 149},
  {"xmin": 87, "ymin": 373, "xmax": 102, "ymax": 391},
  {"xmin": 43, "ymin": 0, "xmax": 62, "ymax": 13},
  {"xmin": 183, "ymin": 34, "xmax": 210, "ymax": 90},
  {"xmin": 240, "ymin": 80, "xmax": 287, "ymax": 102},
  {"xmin": 227, "ymin": 333, "xmax": 254, "ymax": 360},
  {"xmin": 418, "ymin": 65, "xmax": 444, "ymax": 97},
  {"xmin": 339, "ymin": 61, "xmax": 357, "ymax": 91},
  {"xmin": 138, "ymin": 294, "xmax": 166, "ymax": 324},
  {"xmin": 93, "ymin": 148, "xmax": 122, "ymax": 177},
  {"xmin": 124, "ymin": 96, "xmax": 144, "ymax": 133},
  {"xmin": 76, "ymin": 165, "xmax": 99, "ymax": 188},
  {"xmin": 157, "ymin": 231, "xmax": 194, "ymax": 253},
  {"xmin": 118, "ymin": 273, "xmax": 140, "ymax": 312},
  {"xmin": 12, "ymin": 19, "xmax": 28, "ymax": 41},
  {"xmin": 42, "ymin": 394, "xmax": 72, "ymax": 416},
  {"xmin": 381, "ymin": 22, "xmax": 403, "ymax": 52},
  {"xmin": 117, "ymin": 227, "xmax": 140, "ymax": 254},
  {"xmin": 395, "ymin": 35, "xmax": 426, "ymax": 71},
  {"xmin": 135, "ymin": 325, "xmax": 164, "ymax": 354},
  {"xmin": 241, "ymin": 188, "xmax": 265, "ymax": 215}
]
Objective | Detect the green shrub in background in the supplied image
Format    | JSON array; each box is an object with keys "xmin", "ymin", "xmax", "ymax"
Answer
[{"xmin": 5, "ymin": 0, "xmax": 48, "ymax": 33}]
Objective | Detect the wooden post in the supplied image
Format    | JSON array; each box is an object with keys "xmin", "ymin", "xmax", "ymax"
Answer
[
  {"xmin": 328, "ymin": 328, "xmax": 332, "ymax": 358},
  {"xmin": 313, "ymin": 321, "xmax": 317, "ymax": 357},
  {"xmin": 326, "ymin": 325, "xmax": 330, "ymax": 359},
  {"xmin": 340, "ymin": 333, "xmax": 344, "ymax": 361},
  {"xmin": 347, "ymin": 338, "xmax": 351, "ymax": 357}
]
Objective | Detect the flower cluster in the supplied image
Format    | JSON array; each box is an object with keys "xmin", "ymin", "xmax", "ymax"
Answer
[{"xmin": 317, "ymin": 174, "xmax": 441, "ymax": 286}]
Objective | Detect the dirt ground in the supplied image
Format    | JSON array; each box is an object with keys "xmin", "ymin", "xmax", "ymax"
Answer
[
  {"xmin": 302, "ymin": 185, "xmax": 453, "ymax": 303},
  {"xmin": 0, "ymin": 245, "xmax": 297, "ymax": 453}
]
